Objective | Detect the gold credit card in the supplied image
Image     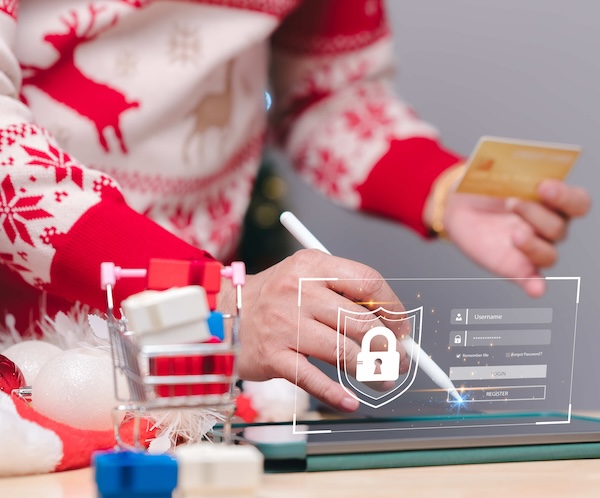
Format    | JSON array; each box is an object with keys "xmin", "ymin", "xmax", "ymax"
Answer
[{"xmin": 455, "ymin": 136, "xmax": 582, "ymax": 200}]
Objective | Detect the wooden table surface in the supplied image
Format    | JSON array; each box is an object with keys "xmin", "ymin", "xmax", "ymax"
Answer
[{"xmin": 2, "ymin": 458, "xmax": 600, "ymax": 498}]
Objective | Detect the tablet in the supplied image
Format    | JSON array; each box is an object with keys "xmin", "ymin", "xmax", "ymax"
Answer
[{"xmin": 236, "ymin": 277, "xmax": 600, "ymax": 471}]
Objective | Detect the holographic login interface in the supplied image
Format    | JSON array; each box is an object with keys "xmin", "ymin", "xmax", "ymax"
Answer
[
  {"xmin": 295, "ymin": 277, "xmax": 579, "ymax": 435},
  {"xmin": 449, "ymin": 306, "xmax": 554, "ymax": 404}
]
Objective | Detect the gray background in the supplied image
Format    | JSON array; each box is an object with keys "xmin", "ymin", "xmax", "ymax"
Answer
[{"xmin": 270, "ymin": 1, "xmax": 600, "ymax": 409}]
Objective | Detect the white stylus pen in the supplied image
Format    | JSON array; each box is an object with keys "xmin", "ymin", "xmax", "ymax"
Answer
[{"xmin": 280, "ymin": 211, "xmax": 463, "ymax": 403}]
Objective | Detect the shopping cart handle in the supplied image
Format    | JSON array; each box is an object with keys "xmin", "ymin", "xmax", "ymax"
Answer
[
  {"xmin": 221, "ymin": 261, "xmax": 246, "ymax": 287},
  {"xmin": 101, "ymin": 262, "xmax": 148, "ymax": 290}
]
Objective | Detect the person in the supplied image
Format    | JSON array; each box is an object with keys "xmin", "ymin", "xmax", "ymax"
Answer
[{"xmin": 0, "ymin": 0, "xmax": 590, "ymax": 414}]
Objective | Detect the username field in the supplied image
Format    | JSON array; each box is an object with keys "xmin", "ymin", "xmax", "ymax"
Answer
[{"xmin": 451, "ymin": 308, "xmax": 553, "ymax": 325}]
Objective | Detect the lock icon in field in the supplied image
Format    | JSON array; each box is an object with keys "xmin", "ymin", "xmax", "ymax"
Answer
[
  {"xmin": 356, "ymin": 326, "xmax": 400, "ymax": 383},
  {"xmin": 454, "ymin": 334, "xmax": 462, "ymax": 344}
]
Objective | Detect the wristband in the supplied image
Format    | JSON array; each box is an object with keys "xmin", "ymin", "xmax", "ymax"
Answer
[{"xmin": 428, "ymin": 163, "xmax": 467, "ymax": 239}]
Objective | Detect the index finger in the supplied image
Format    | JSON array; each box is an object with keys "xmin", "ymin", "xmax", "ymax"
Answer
[
  {"xmin": 538, "ymin": 179, "xmax": 592, "ymax": 218},
  {"xmin": 308, "ymin": 254, "xmax": 409, "ymax": 339},
  {"xmin": 316, "ymin": 255, "xmax": 405, "ymax": 314}
]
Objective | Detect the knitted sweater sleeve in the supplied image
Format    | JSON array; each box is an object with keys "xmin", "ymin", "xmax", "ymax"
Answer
[
  {"xmin": 270, "ymin": 0, "xmax": 463, "ymax": 236},
  {"xmin": 0, "ymin": 5, "xmax": 212, "ymax": 317}
]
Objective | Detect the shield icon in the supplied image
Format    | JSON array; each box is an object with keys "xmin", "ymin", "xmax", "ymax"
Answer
[{"xmin": 337, "ymin": 306, "xmax": 423, "ymax": 409}]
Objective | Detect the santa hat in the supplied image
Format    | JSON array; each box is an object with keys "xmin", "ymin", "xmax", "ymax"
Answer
[{"xmin": 0, "ymin": 391, "xmax": 155, "ymax": 475}]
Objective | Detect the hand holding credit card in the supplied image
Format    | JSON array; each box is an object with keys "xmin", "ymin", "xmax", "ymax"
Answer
[{"xmin": 455, "ymin": 136, "xmax": 581, "ymax": 200}]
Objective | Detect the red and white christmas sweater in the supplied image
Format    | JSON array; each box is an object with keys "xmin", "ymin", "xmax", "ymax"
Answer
[{"xmin": 0, "ymin": 0, "xmax": 461, "ymax": 332}]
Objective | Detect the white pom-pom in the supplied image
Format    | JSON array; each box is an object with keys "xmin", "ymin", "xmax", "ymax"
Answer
[
  {"xmin": 242, "ymin": 379, "xmax": 310, "ymax": 422},
  {"xmin": 0, "ymin": 392, "xmax": 63, "ymax": 476},
  {"xmin": 31, "ymin": 348, "xmax": 126, "ymax": 431},
  {"xmin": 2, "ymin": 341, "xmax": 63, "ymax": 385}
]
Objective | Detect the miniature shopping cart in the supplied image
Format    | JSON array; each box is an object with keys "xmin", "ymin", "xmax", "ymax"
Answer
[{"xmin": 100, "ymin": 259, "xmax": 246, "ymax": 449}]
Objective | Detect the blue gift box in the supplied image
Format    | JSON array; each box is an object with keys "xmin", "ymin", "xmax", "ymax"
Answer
[{"xmin": 93, "ymin": 450, "xmax": 178, "ymax": 498}]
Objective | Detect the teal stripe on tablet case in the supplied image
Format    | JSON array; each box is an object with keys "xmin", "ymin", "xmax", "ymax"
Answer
[{"xmin": 306, "ymin": 442, "xmax": 600, "ymax": 472}]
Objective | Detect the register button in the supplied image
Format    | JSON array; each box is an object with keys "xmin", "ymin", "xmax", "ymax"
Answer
[{"xmin": 459, "ymin": 385, "xmax": 546, "ymax": 402}]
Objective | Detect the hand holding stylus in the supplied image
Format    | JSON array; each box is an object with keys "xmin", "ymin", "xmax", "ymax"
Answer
[
  {"xmin": 217, "ymin": 219, "xmax": 414, "ymax": 412},
  {"xmin": 280, "ymin": 211, "xmax": 462, "ymax": 403}
]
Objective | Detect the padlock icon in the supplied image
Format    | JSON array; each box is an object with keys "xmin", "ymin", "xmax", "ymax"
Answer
[
  {"xmin": 356, "ymin": 326, "xmax": 400, "ymax": 383},
  {"xmin": 454, "ymin": 334, "xmax": 462, "ymax": 344}
]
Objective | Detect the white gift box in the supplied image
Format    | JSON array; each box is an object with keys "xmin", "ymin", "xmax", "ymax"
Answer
[
  {"xmin": 121, "ymin": 286, "xmax": 211, "ymax": 346},
  {"xmin": 175, "ymin": 443, "xmax": 263, "ymax": 497}
]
